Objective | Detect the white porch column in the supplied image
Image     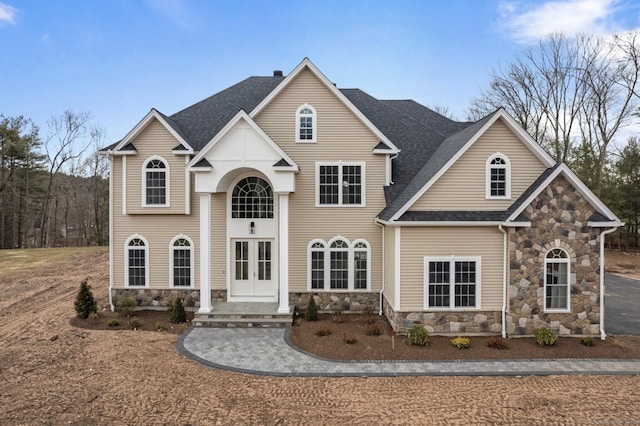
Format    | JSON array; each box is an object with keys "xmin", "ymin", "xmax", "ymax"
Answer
[
  {"xmin": 198, "ymin": 193, "xmax": 212, "ymax": 313},
  {"xmin": 278, "ymin": 193, "xmax": 290, "ymax": 313}
]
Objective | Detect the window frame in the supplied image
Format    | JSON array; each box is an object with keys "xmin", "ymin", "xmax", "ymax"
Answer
[
  {"xmin": 170, "ymin": 234, "xmax": 195, "ymax": 288},
  {"xmin": 306, "ymin": 237, "xmax": 371, "ymax": 291},
  {"xmin": 315, "ymin": 161, "xmax": 366, "ymax": 207},
  {"xmin": 485, "ymin": 153, "xmax": 511, "ymax": 200},
  {"xmin": 544, "ymin": 248, "xmax": 571, "ymax": 313},
  {"xmin": 231, "ymin": 176, "xmax": 274, "ymax": 219},
  {"xmin": 423, "ymin": 256, "xmax": 481, "ymax": 310},
  {"xmin": 295, "ymin": 104, "xmax": 317, "ymax": 143},
  {"xmin": 142, "ymin": 156, "xmax": 170, "ymax": 207},
  {"xmin": 125, "ymin": 235, "xmax": 149, "ymax": 288}
]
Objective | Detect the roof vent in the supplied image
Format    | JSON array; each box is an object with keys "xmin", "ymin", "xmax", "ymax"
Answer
[{"xmin": 273, "ymin": 70, "xmax": 283, "ymax": 77}]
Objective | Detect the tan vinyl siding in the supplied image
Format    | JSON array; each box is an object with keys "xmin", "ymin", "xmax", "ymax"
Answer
[
  {"xmin": 255, "ymin": 68, "xmax": 386, "ymax": 292},
  {"xmin": 112, "ymin": 172, "xmax": 200, "ymax": 289},
  {"xmin": 210, "ymin": 192, "xmax": 227, "ymax": 290},
  {"xmin": 383, "ymin": 225, "xmax": 396, "ymax": 308},
  {"xmin": 125, "ymin": 119, "xmax": 187, "ymax": 215},
  {"xmin": 409, "ymin": 119, "xmax": 546, "ymax": 211},
  {"xmin": 399, "ymin": 227, "xmax": 503, "ymax": 311}
]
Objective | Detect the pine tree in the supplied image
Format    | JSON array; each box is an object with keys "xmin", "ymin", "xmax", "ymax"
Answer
[
  {"xmin": 74, "ymin": 279, "xmax": 97, "ymax": 319},
  {"xmin": 305, "ymin": 295, "xmax": 318, "ymax": 321},
  {"xmin": 169, "ymin": 297, "xmax": 187, "ymax": 323}
]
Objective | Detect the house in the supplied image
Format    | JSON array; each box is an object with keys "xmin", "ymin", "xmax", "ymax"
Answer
[{"xmin": 99, "ymin": 58, "xmax": 622, "ymax": 338}]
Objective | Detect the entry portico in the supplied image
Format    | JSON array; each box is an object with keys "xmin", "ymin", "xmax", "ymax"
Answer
[{"xmin": 189, "ymin": 111, "xmax": 298, "ymax": 314}]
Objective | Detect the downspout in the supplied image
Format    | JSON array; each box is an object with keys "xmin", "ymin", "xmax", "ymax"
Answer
[
  {"xmin": 375, "ymin": 219, "xmax": 385, "ymax": 316},
  {"xmin": 107, "ymin": 152, "xmax": 115, "ymax": 311},
  {"xmin": 499, "ymin": 224, "xmax": 508, "ymax": 338},
  {"xmin": 600, "ymin": 227, "xmax": 618, "ymax": 340}
]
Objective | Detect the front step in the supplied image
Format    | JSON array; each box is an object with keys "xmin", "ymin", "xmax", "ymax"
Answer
[{"xmin": 193, "ymin": 302, "xmax": 293, "ymax": 328}]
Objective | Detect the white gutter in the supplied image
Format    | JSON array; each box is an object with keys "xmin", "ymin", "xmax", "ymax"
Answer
[
  {"xmin": 106, "ymin": 151, "xmax": 115, "ymax": 311},
  {"xmin": 375, "ymin": 219, "xmax": 385, "ymax": 316},
  {"xmin": 599, "ymin": 227, "xmax": 618, "ymax": 340},
  {"xmin": 499, "ymin": 224, "xmax": 508, "ymax": 338}
]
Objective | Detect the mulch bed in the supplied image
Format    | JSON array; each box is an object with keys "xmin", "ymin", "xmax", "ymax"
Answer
[{"xmin": 70, "ymin": 309, "xmax": 193, "ymax": 335}]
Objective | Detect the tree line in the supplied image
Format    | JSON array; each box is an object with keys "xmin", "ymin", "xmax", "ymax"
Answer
[{"xmin": 0, "ymin": 111, "xmax": 108, "ymax": 249}]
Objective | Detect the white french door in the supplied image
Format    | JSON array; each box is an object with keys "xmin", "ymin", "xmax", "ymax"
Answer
[{"xmin": 230, "ymin": 239, "xmax": 276, "ymax": 297}]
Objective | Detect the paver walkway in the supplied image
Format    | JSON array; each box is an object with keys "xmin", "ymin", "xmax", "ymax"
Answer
[{"xmin": 177, "ymin": 327, "xmax": 640, "ymax": 377}]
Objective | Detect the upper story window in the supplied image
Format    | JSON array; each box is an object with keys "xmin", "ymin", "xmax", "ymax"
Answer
[
  {"xmin": 486, "ymin": 153, "xmax": 511, "ymax": 199},
  {"xmin": 316, "ymin": 162, "xmax": 365, "ymax": 207},
  {"xmin": 231, "ymin": 177, "xmax": 274, "ymax": 219},
  {"xmin": 544, "ymin": 248, "xmax": 570, "ymax": 312},
  {"xmin": 126, "ymin": 235, "xmax": 148, "ymax": 287},
  {"xmin": 296, "ymin": 104, "xmax": 316, "ymax": 143},
  {"xmin": 143, "ymin": 157, "xmax": 170, "ymax": 207}
]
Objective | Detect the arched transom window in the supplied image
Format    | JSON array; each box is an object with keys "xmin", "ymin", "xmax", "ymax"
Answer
[
  {"xmin": 307, "ymin": 237, "xmax": 371, "ymax": 291},
  {"xmin": 144, "ymin": 157, "xmax": 169, "ymax": 206},
  {"xmin": 231, "ymin": 177, "xmax": 274, "ymax": 219}
]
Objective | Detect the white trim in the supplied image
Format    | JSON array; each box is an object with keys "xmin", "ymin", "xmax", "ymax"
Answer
[
  {"xmin": 112, "ymin": 109, "xmax": 194, "ymax": 154},
  {"xmin": 108, "ymin": 154, "xmax": 115, "ymax": 311},
  {"xmin": 391, "ymin": 109, "xmax": 555, "ymax": 221},
  {"xmin": 305, "ymin": 236, "xmax": 371, "ymax": 292},
  {"xmin": 198, "ymin": 193, "xmax": 212, "ymax": 314},
  {"xmin": 169, "ymin": 234, "xmax": 195, "ymax": 289},
  {"xmin": 278, "ymin": 193, "xmax": 290, "ymax": 313},
  {"xmin": 485, "ymin": 152, "xmax": 511, "ymax": 200},
  {"xmin": 600, "ymin": 227, "xmax": 617, "ymax": 340},
  {"xmin": 141, "ymin": 155, "xmax": 171, "ymax": 208},
  {"xmin": 505, "ymin": 163, "xmax": 623, "ymax": 226},
  {"xmin": 121, "ymin": 156, "xmax": 127, "ymax": 215},
  {"xmin": 307, "ymin": 239, "xmax": 327, "ymax": 291},
  {"xmin": 394, "ymin": 227, "xmax": 401, "ymax": 311},
  {"xmin": 124, "ymin": 234, "xmax": 150, "ymax": 288},
  {"xmin": 315, "ymin": 161, "xmax": 366, "ymax": 207},
  {"xmin": 249, "ymin": 58, "xmax": 400, "ymax": 154},
  {"xmin": 184, "ymin": 156, "xmax": 190, "ymax": 215},
  {"xmin": 423, "ymin": 255, "xmax": 482, "ymax": 310},
  {"xmin": 295, "ymin": 103, "xmax": 317, "ymax": 143},
  {"xmin": 543, "ymin": 247, "xmax": 571, "ymax": 313},
  {"xmin": 375, "ymin": 218, "xmax": 505, "ymax": 227},
  {"xmin": 498, "ymin": 225, "xmax": 508, "ymax": 338}
]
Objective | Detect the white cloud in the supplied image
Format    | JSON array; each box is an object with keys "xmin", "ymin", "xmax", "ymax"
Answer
[
  {"xmin": 499, "ymin": 0, "xmax": 621, "ymax": 43},
  {"xmin": 0, "ymin": 2, "xmax": 17, "ymax": 26}
]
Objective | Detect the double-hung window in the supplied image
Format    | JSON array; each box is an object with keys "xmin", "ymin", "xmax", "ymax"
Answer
[
  {"xmin": 126, "ymin": 236, "xmax": 148, "ymax": 287},
  {"xmin": 486, "ymin": 153, "xmax": 510, "ymax": 199},
  {"xmin": 308, "ymin": 238, "xmax": 370, "ymax": 291},
  {"xmin": 316, "ymin": 162, "xmax": 364, "ymax": 206},
  {"xmin": 171, "ymin": 236, "xmax": 193, "ymax": 287},
  {"xmin": 143, "ymin": 157, "xmax": 169, "ymax": 206},
  {"xmin": 544, "ymin": 248, "xmax": 570, "ymax": 311},
  {"xmin": 424, "ymin": 256, "xmax": 480, "ymax": 309},
  {"xmin": 296, "ymin": 104, "xmax": 316, "ymax": 142}
]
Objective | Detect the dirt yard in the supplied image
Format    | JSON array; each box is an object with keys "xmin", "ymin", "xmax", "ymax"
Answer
[{"xmin": 1, "ymin": 247, "xmax": 639, "ymax": 425}]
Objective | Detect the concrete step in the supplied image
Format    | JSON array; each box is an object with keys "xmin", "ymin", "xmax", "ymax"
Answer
[{"xmin": 193, "ymin": 316, "xmax": 292, "ymax": 328}]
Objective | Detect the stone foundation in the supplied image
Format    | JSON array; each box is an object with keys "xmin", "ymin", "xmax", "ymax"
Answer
[
  {"xmin": 383, "ymin": 297, "xmax": 502, "ymax": 335},
  {"xmin": 290, "ymin": 292, "xmax": 379, "ymax": 313},
  {"xmin": 112, "ymin": 288, "xmax": 203, "ymax": 311}
]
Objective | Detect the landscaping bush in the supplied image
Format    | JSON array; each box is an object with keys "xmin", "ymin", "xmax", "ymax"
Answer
[
  {"xmin": 314, "ymin": 327, "xmax": 332, "ymax": 336},
  {"xmin": 305, "ymin": 295, "xmax": 318, "ymax": 321},
  {"xmin": 451, "ymin": 336, "xmax": 471, "ymax": 349},
  {"xmin": 534, "ymin": 327, "xmax": 558, "ymax": 346},
  {"xmin": 107, "ymin": 319, "xmax": 120, "ymax": 327},
  {"xmin": 487, "ymin": 336, "xmax": 509, "ymax": 349},
  {"xmin": 128, "ymin": 317, "xmax": 141, "ymax": 329},
  {"xmin": 342, "ymin": 333, "xmax": 358, "ymax": 344},
  {"xmin": 365, "ymin": 323, "xmax": 382, "ymax": 336},
  {"xmin": 74, "ymin": 279, "xmax": 98, "ymax": 319},
  {"xmin": 169, "ymin": 297, "xmax": 187, "ymax": 324},
  {"xmin": 581, "ymin": 336, "xmax": 595, "ymax": 347},
  {"xmin": 117, "ymin": 296, "xmax": 136, "ymax": 317},
  {"xmin": 407, "ymin": 325, "xmax": 429, "ymax": 346},
  {"xmin": 155, "ymin": 321, "xmax": 168, "ymax": 332},
  {"xmin": 331, "ymin": 311, "xmax": 344, "ymax": 323}
]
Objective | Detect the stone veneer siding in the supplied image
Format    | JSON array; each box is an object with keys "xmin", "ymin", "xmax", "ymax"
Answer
[
  {"xmin": 290, "ymin": 292, "xmax": 379, "ymax": 313},
  {"xmin": 382, "ymin": 297, "xmax": 502, "ymax": 335},
  {"xmin": 507, "ymin": 175, "xmax": 602, "ymax": 336}
]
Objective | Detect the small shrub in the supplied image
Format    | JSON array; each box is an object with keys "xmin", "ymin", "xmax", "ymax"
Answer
[
  {"xmin": 451, "ymin": 336, "xmax": 471, "ymax": 349},
  {"xmin": 128, "ymin": 317, "xmax": 141, "ymax": 329},
  {"xmin": 107, "ymin": 319, "xmax": 120, "ymax": 327},
  {"xmin": 117, "ymin": 296, "xmax": 136, "ymax": 317},
  {"xmin": 314, "ymin": 327, "xmax": 332, "ymax": 337},
  {"xmin": 366, "ymin": 323, "xmax": 382, "ymax": 336},
  {"xmin": 305, "ymin": 295, "xmax": 318, "ymax": 321},
  {"xmin": 169, "ymin": 297, "xmax": 187, "ymax": 324},
  {"xmin": 407, "ymin": 325, "xmax": 429, "ymax": 346},
  {"xmin": 487, "ymin": 336, "xmax": 509, "ymax": 350},
  {"xmin": 581, "ymin": 336, "xmax": 595, "ymax": 347},
  {"xmin": 331, "ymin": 311, "xmax": 344, "ymax": 323},
  {"xmin": 74, "ymin": 279, "xmax": 98, "ymax": 319},
  {"xmin": 342, "ymin": 333, "xmax": 358, "ymax": 344},
  {"xmin": 87, "ymin": 312, "xmax": 100, "ymax": 323},
  {"xmin": 362, "ymin": 304, "xmax": 374, "ymax": 316},
  {"xmin": 534, "ymin": 327, "xmax": 558, "ymax": 346},
  {"xmin": 155, "ymin": 321, "xmax": 168, "ymax": 332}
]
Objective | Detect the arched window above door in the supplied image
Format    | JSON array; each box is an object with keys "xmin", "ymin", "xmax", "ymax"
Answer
[{"xmin": 231, "ymin": 177, "xmax": 274, "ymax": 219}]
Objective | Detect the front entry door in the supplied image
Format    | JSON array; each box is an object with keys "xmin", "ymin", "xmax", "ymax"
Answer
[{"xmin": 231, "ymin": 239, "xmax": 275, "ymax": 297}]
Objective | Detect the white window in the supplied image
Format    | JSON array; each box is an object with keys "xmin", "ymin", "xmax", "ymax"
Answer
[
  {"xmin": 143, "ymin": 156, "xmax": 170, "ymax": 206},
  {"xmin": 424, "ymin": 256, "xmax": 481, "ymax": 309},
  {"xmin": 316, "ymin": 162, "xmax": 365, "ymax": 206},
  {"xmin": 231, "ymin": 176, "xmax": 273, "ymax": 219},
  {"xmin": 296, "ymin": 104, "xmax": 316, "ymax": 142},
  {"xmin": 170, "ymin": 235, "xmax": 194, "ymax": 288},
  {"xmin": 307, "ymin": 237, "xmax": 371, "ymax": 291},
  {"xmin": 486, "ymin": 153, "xmax": 510, "ymax": 199},
  {"xmin": 544, "ymin": 248, "xmax": 570, "ymax": 312},
  {"xmin": 125, "ymin": 235, "xmax": 149, "ymax": 287}
]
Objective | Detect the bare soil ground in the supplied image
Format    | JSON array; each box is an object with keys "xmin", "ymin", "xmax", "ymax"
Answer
[{"xmin": 0, "ymin": 247, "xmax": 639, "ymax": 425}]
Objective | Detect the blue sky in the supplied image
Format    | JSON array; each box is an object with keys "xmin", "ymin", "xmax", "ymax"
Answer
[{"xmin": 1, "ymin": 0, "xmax": 640, "ymax": 146}]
